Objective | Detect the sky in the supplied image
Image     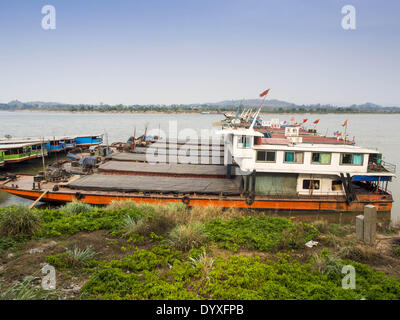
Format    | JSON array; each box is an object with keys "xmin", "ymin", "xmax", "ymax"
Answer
[{"xmin": 0, "ymin": 0, "xmax": 399, "ymax": 106}]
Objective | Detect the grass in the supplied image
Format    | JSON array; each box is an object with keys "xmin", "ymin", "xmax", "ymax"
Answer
[
  {"xmin": 0, "ymin": 205, "xmax": 42, "ymax": 237},
  {"xmin": 64, "ymin": 246, "xmax": 97, "ymax": 267},
  {"xmin": 2, "ymin": 202, "xmax": 400, "ymax": 300},
  {"xmin": 46, "ymin": 245, "xmax": 97, "ymax": 269},
  {"xmin": 393, "ymin": 247, "xmax": 400, "ymax": 257},
  {"xmin": 60, "ymin": 201, "xmax": 93, "ymax": 216},
  {"xmin": 167, "ymin": 223, "xmax": 209, "ymax": 251},
  {"xmin": 0, "ymin": 274, "xmax": 57, "ymax": 300}
]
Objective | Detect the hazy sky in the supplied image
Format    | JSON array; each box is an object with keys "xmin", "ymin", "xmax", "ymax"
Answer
[{"xmin": 0, "ymin": 0, "xmax": 399, "ymax": 106}]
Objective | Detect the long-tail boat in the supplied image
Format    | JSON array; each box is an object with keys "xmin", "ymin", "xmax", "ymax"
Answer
[{"xmin": 0, "ymin": 142, "xmax": 47, "ymax": 164}]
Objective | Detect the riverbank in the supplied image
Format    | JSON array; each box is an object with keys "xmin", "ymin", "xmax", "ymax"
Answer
[{"xmin": 1, "ymin": 202, "xmax": 400, "ymax": 300}]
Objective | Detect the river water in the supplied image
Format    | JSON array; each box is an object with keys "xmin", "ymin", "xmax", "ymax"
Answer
[{"xmin": 0, "ymin": 111, "xmax": 399, "ymax": 222}]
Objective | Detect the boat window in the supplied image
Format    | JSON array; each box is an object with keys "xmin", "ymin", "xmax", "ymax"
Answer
[
  {"xmin": 284, "ymin": 151, "xmax": 303, "ymax": 164},
  {"xmin": 340, "ymin": 153, "xmax": 363, "ymax": 165},
  {"xmin": 332, "ymin": 180, "xmax": 343, "ymax": 191},
  {"xmin": 368, "ymin": 153, "xmax": 382, "ymax": 165},
  {"xmin": 311, "ymin": 152, "xmax": 331, "ymax": 165},
  {"xmin": 256, "ymin": 151, "xmax": 276, "ymax": 162},
  {"xmin": 302, "ymin": 179, "xmax": 320, "ymax": 190},
  {"xmin": 237, "ymin": 136, "xmax": 252, "ymax": 149}
]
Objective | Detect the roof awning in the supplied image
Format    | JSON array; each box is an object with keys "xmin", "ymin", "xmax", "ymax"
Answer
[{"xmin": 352, "ymin": 175, "xmax": 392, "ymax": 182}]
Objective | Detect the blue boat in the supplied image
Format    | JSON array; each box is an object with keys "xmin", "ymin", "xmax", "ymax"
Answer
[{"xmin": 73, "ymin": 134, "xmax": 103, "ymax": 148}]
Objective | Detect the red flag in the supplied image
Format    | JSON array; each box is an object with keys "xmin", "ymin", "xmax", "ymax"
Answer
[
  {"xmin": 259, "ymin": 89, "xmax": 270, "ymax": 98},
  {"xmin": 303, "ymin": 118, "xmax": 308, "ymax": 123},
  {"xmin": 313, "ymin": 119, "xmax": 320, "ymax": 124},
  {"xmin": 342, "ymin": 120, "xmax": 348, "ymax": 127}
]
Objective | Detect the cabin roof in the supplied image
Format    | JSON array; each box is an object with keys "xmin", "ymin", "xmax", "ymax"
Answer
[
  {"xmin": 253, "ymin": 143, "xmax": 380, "ymax": 154},
  {"xmin": 0, "ymin": 134, "xmax": 103, "ymax": 144},
  {"xmin": 0, "ymin": 142, "xmax": 42, "ymax": 149},
  {"xmin": 216, "ymin": 129, "xmax": 264, "ymax": 137}
]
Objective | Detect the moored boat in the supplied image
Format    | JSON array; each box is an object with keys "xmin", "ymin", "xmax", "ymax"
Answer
[{"xmin": 0, "ymin": 142, "xmax": 48, "ymax": 164}]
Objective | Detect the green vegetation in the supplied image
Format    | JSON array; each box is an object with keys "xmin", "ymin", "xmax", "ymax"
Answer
[
  {"xmin": 46, "ymin": 246, "xmax": 97, "ymax": 269},
  {"xmin": 59, "ymin": 201, "xmax": 93, "ymax": 216},
  {"xmin": 0, "ymin": 275, "xmax": 57, "ymax": 300},
  {"xmin": 167, "ymin": 222, "xmax": 209, "ymax": 251},
  {"xmin": 2, "ymin": 101, "xmax": 400, "ymax": 114},
  {"xmin": 0, "ymin": 205, "xmax": 42, "ymax": 236},
  {"xmin": 1, "ymin": 201, "xmax": 400, "ymax": 300},
  {"xmin": 205, "ymin": 216, "xmax": 317, "ymax": 252}
]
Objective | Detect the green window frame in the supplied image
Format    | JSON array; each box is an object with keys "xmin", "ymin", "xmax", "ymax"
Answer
[
  {"xmin": 284, "ymin": 151, "xmax": 304, "ymax": 164},
  {"xmin": 311, "ymin": 152, "xmax": 331, "ymax": 165},
  {"xmin": 340, "ymin": 153, "xmax": 363, "ymax": 166}
]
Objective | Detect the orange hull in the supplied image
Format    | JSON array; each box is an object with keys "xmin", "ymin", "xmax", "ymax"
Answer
[{"xmin": 0, "ymin": 185, "xmax": 392, "ymax": 213}]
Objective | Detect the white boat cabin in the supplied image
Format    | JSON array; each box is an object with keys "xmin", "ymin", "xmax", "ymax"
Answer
[{"xmin": 218, "ymin": 127, "xmax": 395, "ymax": 197}]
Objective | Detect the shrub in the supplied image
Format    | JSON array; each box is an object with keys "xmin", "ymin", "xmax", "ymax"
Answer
[
  {"xmin": 38, "ymin": 208, "xmax": 144, "ymax": 237},
  {"xmin": 106, "ymin": 199, "xmax": 139, "ymax": 210},
  {"xmin": 0, "ymin": 206, "xmax": 42, "ymax": 236},
  {"xmin": 327, "ymin": 223, "xmax": 349, "ymax": 237},
  {"xmin": 205, "ymin": 216, "xmax": 310, "ymax": 252},
  {"xmin": 122, "ymin": 216, "xmax": 148, "ymax": 235},
  {"xmin": 338, "ymin": 245, "xmax": 380, "ymax": 263},
  {"xmin": 393, "ymin": 247, "xmax": 400, "ymax": 257},
  {"xmin": 188, "ymin": 250, "xmax": 214, "ymax": 279},
  {"xmin": 167, "ymin": 223, "xmax": 209, "ymax": 251},
  {"xmin": 312, "ymin": 220, "xmax": 329, "ymax": 233},
  {"xmin": 64, "ymin": 245, "xmax": 97, "ymax": 267},
  {"xmin": 46, "ymin": 245, "xmax": 97, "ymax": 269},
  {"xmin": 277, "ymin": 222, "xmax": 319, "ymax": 250},
  {"xmin": 59, "ymin": 201, "xmax": 93, "ymax": 216}
]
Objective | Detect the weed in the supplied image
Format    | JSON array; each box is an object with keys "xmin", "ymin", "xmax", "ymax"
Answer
[
  {"xmin": 189, "ymin": 250, "xmax": 214, "ymax": 279},
  {"xmin": 167, "ymin": 223, "xmax": 209, "ymax": 251},
  {"xmin": 59, "ymin": 201, "xmax": 93, "ymax": 216},
  {"xmin": 0, "ymin": 275, "xmax": 57, "ymax": 300},
  {"xmin": 46, "ymin": 245, "xmax": 97, "ymax": 269},
  {"xmin": 393, "ymin": 247, "xmax": 400, "ymax": 257},
  {"xmin": 0, "ymin": 206, "xmax": 42, "ymax": 236}
]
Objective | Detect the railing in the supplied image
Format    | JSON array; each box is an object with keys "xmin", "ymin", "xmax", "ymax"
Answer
[{"xmin": 382, "ymin": 160, "xmax": 396, "ymax": 173}]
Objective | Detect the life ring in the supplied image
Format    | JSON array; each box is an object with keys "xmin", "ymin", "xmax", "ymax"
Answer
[
  {"xmin": 182, "ymin": 196, "xmax": 190, "ymax": 205},
  {"xmin": 75, "ymin": 192, "xmax": 85, "ymax": 200},
  {"xmin": 245, "ymin": 195, "xmax": 255, "ymax": 206}
]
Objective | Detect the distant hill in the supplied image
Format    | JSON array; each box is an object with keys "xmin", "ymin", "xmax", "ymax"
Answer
[{"xmin": 0, "ymin": 99, "xmax": 399, "ymax": 113}]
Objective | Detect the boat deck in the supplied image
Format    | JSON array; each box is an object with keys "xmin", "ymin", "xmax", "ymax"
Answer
[
  {"xmin": 106, "ymin": 152, "xmax": 224, "ymax": 165},
  {"xmin": 98, "ymin": 161, "xmax": 233, "ymax": 177},
  {"xmin": 67, "ymin": 174, "xmax": 242, "ymax": 195}
]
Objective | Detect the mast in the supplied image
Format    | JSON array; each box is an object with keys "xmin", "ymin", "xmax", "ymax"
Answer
[{"xmin": 41, "ymin": 137, "xmax": 46, "ymax": 180}]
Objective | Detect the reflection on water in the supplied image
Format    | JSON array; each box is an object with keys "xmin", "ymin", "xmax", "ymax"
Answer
[{"xmin": 1, "ymin": 112, "xmax": 399, "ymax": 223}]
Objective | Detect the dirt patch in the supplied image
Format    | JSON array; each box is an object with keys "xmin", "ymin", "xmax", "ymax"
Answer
[{"xmin": 0, "ymin": 230, "xmax": 127, "ymax": 299}]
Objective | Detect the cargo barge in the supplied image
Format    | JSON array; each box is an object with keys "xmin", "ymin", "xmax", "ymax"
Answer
[{"xmin": 0, "ymin": 123, "xmax": 395, "ymax": 216}]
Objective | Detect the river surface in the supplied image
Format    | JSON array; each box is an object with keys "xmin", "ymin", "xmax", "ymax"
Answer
[{"xmin": 0, "ymin": 111, "xmax": 399, "ymax": 222}]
